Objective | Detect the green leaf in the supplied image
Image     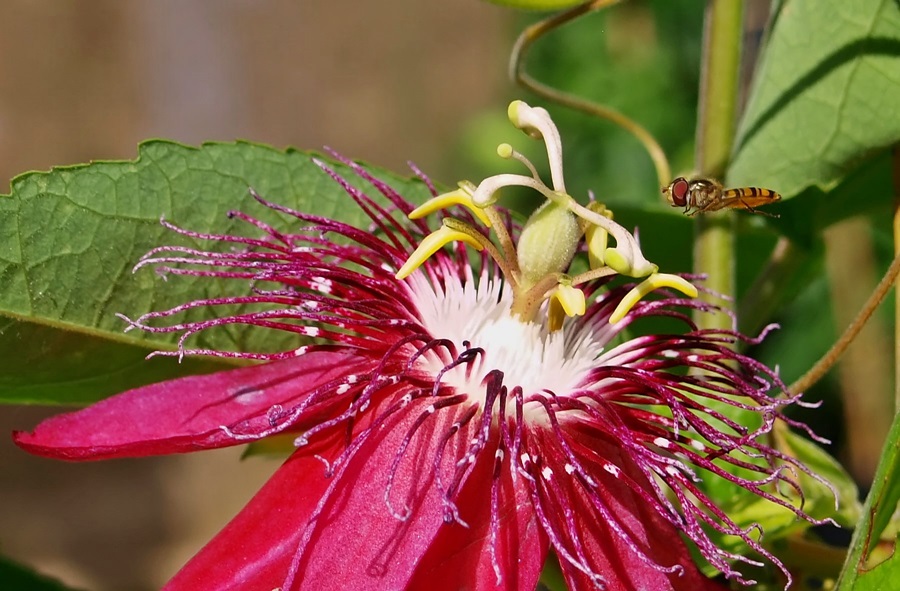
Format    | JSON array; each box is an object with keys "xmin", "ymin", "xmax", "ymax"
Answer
[
  {"xmin": 0, "ymin": 141, "xmax": 433, "ymax": 405},
  {"xmin": 777, "ymin": 428, "xmax": 861, "ymax": 528},
  {"xmin": 729, "ymin": 0, "xmax": 900, "ymax": 201},
  {"xmin": 241, "ymin": 432, "xmax": 296, "ymax": 459},
  {"xmin": 0, "ymin": 555, "xmax": 84, "ymax": 591},
  {"xmin": 687, "ymin": 426, "xmax": 856, "ymax": 585},
  {"xmin": 0, "ymin": 318, "xmax": 224, "ymax": 405},
  {"xmin": 702, "ymin": 425, "xmax": 856, "ymax": 549},
  {"xmin": 767, "ymin": 149, "xmax": 893, "ymax": 247},
  {"xmin": 836, "ymin": 409, "xmax": 900, "ymax": 590}
]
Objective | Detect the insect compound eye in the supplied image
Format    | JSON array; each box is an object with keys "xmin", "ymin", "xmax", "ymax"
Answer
[{"xmin": 670, "ymin": 178, "xmax": 689, "ymax": 207}]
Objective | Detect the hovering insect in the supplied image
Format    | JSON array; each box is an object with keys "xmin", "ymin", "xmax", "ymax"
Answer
[{"xmin": 663, "ymin": 176, "xmax": 781, "ymax": 217}]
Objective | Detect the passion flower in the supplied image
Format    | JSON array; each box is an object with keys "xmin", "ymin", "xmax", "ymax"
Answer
[{"xmin": 15, "ymin": 102, "xmax": 830, "ymax": 591}]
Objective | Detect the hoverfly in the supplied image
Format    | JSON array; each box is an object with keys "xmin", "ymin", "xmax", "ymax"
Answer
[{"xmin": 662, "ymin": 176, "xmax": 781, "ymax": 217}]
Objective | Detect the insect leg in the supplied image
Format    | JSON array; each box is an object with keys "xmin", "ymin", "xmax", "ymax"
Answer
[{"xmin": 739, "ymin": 197, "xmax": 779, "ymax": 218}]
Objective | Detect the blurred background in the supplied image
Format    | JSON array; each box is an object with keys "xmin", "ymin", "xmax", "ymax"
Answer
[{"xmin": 1, "ymin": 1, "xmax": 892, "ymax": 589}]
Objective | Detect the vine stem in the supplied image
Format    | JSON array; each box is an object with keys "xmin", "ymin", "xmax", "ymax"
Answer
[
  {"xmin": 894, "ymin": 144, "xmax": 900, "ymax": 411},
  {"xmin": 509, "ymin": 0, "xmax": 671, "ymax": 187},
  {"xmin": 788, "ymin": 247, "xmax": 900, "ymax": 395},
  {"xmin": 692, "ymin": 0, "xmax": 743, "ymax": 331}
]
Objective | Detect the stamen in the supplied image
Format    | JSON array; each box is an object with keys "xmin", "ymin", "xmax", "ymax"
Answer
[
  {"xmin": 398, "ymin": 220, "xmax": 523, "ymax": 297},
  {"xmin": 407, "ymin": 182, "xmax": 492, "ymax": 228},
  {"xmin": 608, "ymin": 273, "xmax": 699, "ymax": 324},
  {"xmin": 548, "ymin": 284, "xmax": 586, "ymax": 332},
  {"xmin": 395, "ymin": 222, "xmax": 486, "ymax": 280},
  {"xmin": 582, "ymin": 202, "xmax": 613, "ymax": 270},
  {"xmin": 566, "ymin": 199, "xmax": 657, "ymax": 278},
  {"xmin": 569, "ymin": 265, "xmax": 618, "ymax": 286}
]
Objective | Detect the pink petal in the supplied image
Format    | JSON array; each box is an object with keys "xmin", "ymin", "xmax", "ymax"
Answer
[
  {"xmin": 285, "ymin": 399, "xmax": 487, "ymax": 590},
  {"xmin": 409, "ymin": 450, "xmax": 547, "ymax": 590},
  {"xmin": 164, "ymin": 450, "xmax": 333, "ymax": 591},
  {"xmin": 14, "ymin": 350, "xmax": 367, "ymax": 460},
  {"xmin": 532, "ymin": 429, "xmax": 727, "ymax": 591}
]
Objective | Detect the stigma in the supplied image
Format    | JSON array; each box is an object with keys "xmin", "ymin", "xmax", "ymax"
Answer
[{"xmin": 396, "ymin": 100, "xmax": 697, "ymax": 329}]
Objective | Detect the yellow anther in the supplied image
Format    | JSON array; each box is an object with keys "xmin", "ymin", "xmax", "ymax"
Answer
[
  {"xmin": 608, "ymin": 273, "xmax": 699, "ymax": 324},
  {"xmin": 407, "ymin": 184, "xmax": 492, "ymax": 228},
  {"xmin": 548, "ymin": 283, "xmax": 586, "ymax": 332},
  {"xmin": 395, "ymin": 224, "xmax": 485, "ymax": 280},
  {"xmin": 497, "ymin": 143, "xmax": 514, "ymax": 159},
  {"xmin": 584, "ymin": 203, "xmax": 613, "ymax": 269},
  {"xmin": 554, "ymin": 283, "xmax": 586, "ymax": 316}
]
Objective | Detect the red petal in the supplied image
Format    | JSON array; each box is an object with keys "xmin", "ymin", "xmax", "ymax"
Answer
[
  {"xmin": 532, "ymin": 429, "xmax": 727, "ymax": 591},
  {"xmin": 409, "ymin": 449, "xmax": 547, "ymax": 591},
  {"xmin": 285, "ymin": 399, "xmax": 485, "ymax": 590},
  {"xmin": 14, "ymin": 350, "xmax": 368, "ymax": 460},
  {"xmin": 163, "ymin": 450, "xmax": 332, "ymax": 591}
]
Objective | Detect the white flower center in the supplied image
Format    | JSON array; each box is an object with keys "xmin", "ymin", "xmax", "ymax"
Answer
[{"xmin": 407, "ymin": 272, "xmax": 605, "ymax": 419}]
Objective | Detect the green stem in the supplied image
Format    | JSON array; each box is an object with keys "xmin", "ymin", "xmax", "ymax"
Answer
[
  {"xmin": 893, "ymin": 144, "xmax": 900, "ymax": 412},
  {"xmin": 693, "ymin": 0, "xmax": 744, "ymax": 330}
]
